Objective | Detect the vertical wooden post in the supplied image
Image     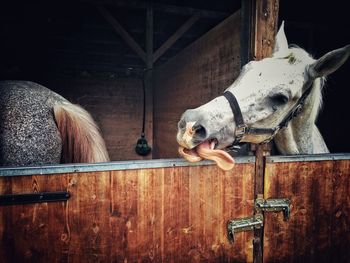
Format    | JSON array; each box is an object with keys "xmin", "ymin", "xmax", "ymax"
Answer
[
  {"xmin": 145, "ymin": 1, "xmax": 154, "ymax": 158},
  {"xmin": 247, "ymin": 0, "xmax": 280, "ymax": 262},
  {"xmin": 252, "ymin": 143, "xmax": 271, "ymax": 263},
  {"xmin": 253, "ymin": 0, "xmax": 280, "ymax": 61},
  {"xmin": 240, "ymin": 0, "xmax": 254, "ymax": 68}
]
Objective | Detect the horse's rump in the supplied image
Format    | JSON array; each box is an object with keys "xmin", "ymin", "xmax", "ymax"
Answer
[{"xmin": 0, "ymin": 80, "xmax": 109, "ymax": 166}]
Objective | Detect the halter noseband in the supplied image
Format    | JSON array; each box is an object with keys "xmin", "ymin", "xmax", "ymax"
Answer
[{"xmin": 223, "ymin": 77, "xmax": 315, "ymax": 147}]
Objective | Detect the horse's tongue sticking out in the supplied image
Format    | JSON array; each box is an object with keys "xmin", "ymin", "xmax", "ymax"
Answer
[{"xmin": 178, "ymin": 140, "xmax": 235, "ymax": 171}]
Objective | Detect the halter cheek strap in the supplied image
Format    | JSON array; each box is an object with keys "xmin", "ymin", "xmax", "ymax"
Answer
[
  {"xmin": 222, "ymin": 91, "xmax": 247, "ymax": 145},
  {"xmin": 222, "ymin": 76, "xmax": 314, "ymax": 147},
  {"xmin": 223, "ymin": 91, "xmax": 275, "ymax": 146}
]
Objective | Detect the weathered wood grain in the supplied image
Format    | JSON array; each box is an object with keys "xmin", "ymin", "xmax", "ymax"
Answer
[
  {"xmin": 47, "ymin": 173, "xmax": 70, "ymax": 263},
  {"xmin": 0, "ymin": 163, "xmax": 255, "ymax": 262},
  {"xmin": 263, "ymin": 160, "xmax": 350, "ymax": 262},
  {"xmin": 250, "ymin": 1, "xmax": 280, "ymax": 261},
  {"xmin": 330, "ymin": 160, "xmax": 350, "ymax": 263},
  {"xmin": 253, "ymin": 0, "xmax": 280, "ymax": 61},
  {"xmin": 66, "ymin": 171, "xmax": 111, "ymax": 263},
  {"xmin": 108, "ymin": 164, "xmax": 255, "ymax": 262},
  {"xmin": 0, "ymin": 177, "xmax": 12, "ymax": 261},
  {"xmin": 2, "ymin": 175, "xmax": 51, "ymax": 262}
]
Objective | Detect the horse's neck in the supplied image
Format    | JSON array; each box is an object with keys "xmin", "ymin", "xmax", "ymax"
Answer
[{"xmin": 274, "ymin": 79, "xmax": 329, "ymax": 154}]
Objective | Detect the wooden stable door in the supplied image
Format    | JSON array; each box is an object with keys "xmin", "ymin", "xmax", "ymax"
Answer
[
  {"xmin": 0, "ymin": 158, "xmax": 256, "ymax": 262},
  {"xmin": 210, "ymin": 154, "xmax": 350, "ymax": 263},
  {"xmin": 262, "ymin": 155, "xmax": 350, "ymax": 263},
  {"xmin": 0, "ymin": 155, "xmax": 349, "ymax": 262}
]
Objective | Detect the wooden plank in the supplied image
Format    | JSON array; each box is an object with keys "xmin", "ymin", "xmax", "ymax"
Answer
[
  {"xmin": 67, "ymin": 171, "xmax": 111, "ymax": 262},
  {"xmin": 152, "ymin": 3, "xmax": 227, "ymax": 20},
  {"xmin": 162, "ymin": 166, "xmax": 188, "ymax": 261},
  {"xmin": 330, "ymin": 160, "xmax": 350, "ymax": 262},
  {"xmin": 153, "ymin": 13, "xmax": 200, "ymax": 63},
  {"xmin": 146, "ymin": 1, "xmax": 153, "ymax": 69},
  {"xmin": 240, "ymin": 0, "xmax": 254, "ymax": 67},
  {"xmin": 136, "ymin": 168, "xmax": 162, "ymax": 261},
  {"xmin": 95, "ymin": 4, "xmax": 147, "ymax": 63},
  {"xmin": 263, "ymin": 160, "xmax": 350, "ymax": 262},
  {"xmin": 252, "ymin": 144, "xmax": 269, "ymax": 263},
  {"xmin": 110, "ymin": 169, "xmax": 139, "ymax": 261},
  {"xmin": 85, "ymin": 0, "xmax": 229, "ymax": 19},
  {"xmin": 47, "ymin": 173, "xmax": 70, "ymax": 262},
  {"xmin": 0, "ymin": 177, "xmax": 12, "ymax": 262},
  {"xmin": 253, "ymin": 0, "xmax": 280, "ymax": 60},
  {"xmin": 144, "ymin": 1, "xmax": 154, "ymax": 158},
  {"xmin": 250, "ymin": 1, "xmax": 279, "ymax": 261},
  {"xmin": 216, "ymin": 162, "xmax": 255, "ymax": 261}
]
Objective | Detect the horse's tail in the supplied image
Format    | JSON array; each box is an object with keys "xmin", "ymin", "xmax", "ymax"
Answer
[{"xmin": 53, "ymin": 102, "xmax": 110, "ymax": 163}]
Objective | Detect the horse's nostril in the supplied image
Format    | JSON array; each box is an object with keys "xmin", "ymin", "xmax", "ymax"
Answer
[
  {"xmin": 193, "ymin": 124, "xmax": 206, "ymax": 138},
  {"xmin": 178, "ymin": 119, "xmax": 186, "ymax": 129}
]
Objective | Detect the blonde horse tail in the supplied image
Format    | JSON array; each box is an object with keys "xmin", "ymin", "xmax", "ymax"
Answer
[{"xmin": 53, "ymin": 102, "xmax": 110, "ymax": 163}]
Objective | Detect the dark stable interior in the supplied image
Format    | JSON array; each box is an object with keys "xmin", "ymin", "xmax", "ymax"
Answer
[
  {"xmin": 0, "ymin": 0, "xmax": 349, "ymax": 158},
  {"xmin": 279, "ymin": 0, "xmax": 350, "ymax": 153}
]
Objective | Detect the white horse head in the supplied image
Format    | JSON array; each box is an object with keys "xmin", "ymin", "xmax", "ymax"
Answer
[{"xmin": 177, "ymin": 22, "xmax": 350, "ymax": 170}]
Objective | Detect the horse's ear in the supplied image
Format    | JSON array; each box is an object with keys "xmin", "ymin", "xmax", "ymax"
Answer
[
  {"xmin": 273, "ymin": 21, "xmax": 289, "ymax": 57},
  {"xmin": 308, "ymin": 45, "xmax": 350, "ymax": 79}
]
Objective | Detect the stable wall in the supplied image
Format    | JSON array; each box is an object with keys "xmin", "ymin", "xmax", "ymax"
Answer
[
  {"xmin": 47, "ymin": 77, "xmax": 150, "ymax": 161},
  {"xmin": 44, "ymin": 10, "xmax": 242, "ymax": 161},
  {"xmin": 153, "ymin": 11, "xmax": 241, "ymax": 158}
]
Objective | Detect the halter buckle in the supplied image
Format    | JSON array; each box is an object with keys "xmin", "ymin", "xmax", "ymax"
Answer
[
  {"xmin": 272, "ymin": 126, "xmax": 280, "ymax": 137},
  {"xmin": 261, "ymin": 126, "xmax": 280, "ymax": 144},
  {"xmin": 235, "ymin": 124, "xmax": 247, "ymax": 137},
  {"xmin": 293, "ymin": 104, "xmax": 303, "ymax": 117}
]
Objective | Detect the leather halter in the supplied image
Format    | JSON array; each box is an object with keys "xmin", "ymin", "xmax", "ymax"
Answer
[{"xmin": 223, "ymin": 77, "xmax": 315, "ymax": 147}]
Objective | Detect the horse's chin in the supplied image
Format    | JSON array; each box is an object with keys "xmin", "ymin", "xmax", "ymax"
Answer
[{"xmin": 178, "ymin": 139, "xmax": 235, "ymax": 171}]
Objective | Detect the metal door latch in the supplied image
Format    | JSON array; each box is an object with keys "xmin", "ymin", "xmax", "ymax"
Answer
[
  {"xmin": 227, "ymin": 198, "xmax": 290, "ymax": 242},
  {"xmin": 227, "ymin": 214, "xmax": 263, "ymax": 242},
  {"xmin": 255, "ymin": 198, "xmax": 291, "ymax": 221}
]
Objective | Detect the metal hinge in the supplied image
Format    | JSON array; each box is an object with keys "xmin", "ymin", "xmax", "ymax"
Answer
[{"xmin": 227, "ymin": 197, "xmax": 290, "ymax": 242}]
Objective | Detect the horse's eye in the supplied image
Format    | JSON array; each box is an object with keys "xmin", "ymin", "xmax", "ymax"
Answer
[{"xmin": 270, "ymin": 94, "xmax": 289, "ymax": 105}]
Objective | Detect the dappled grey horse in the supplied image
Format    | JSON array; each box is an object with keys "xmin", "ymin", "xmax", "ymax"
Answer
[
  {"xmin": 177, "ymin": 22, "xmax": 350, "ymax": 170},
  {"xmin": 0, "ymin": 81, "xmax": 109, "ymax": 166}
]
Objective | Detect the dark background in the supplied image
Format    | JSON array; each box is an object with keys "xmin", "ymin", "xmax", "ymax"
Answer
[{"xmin": 279, "ymin": 0, "xmax": 350, "ymax": 152}]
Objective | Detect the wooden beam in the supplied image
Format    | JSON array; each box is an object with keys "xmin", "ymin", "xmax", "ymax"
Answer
[
  {"xmin": 153, "ymin": 13, "xmax": 200, "ymax": 63},
  {"xmin": 240, "ymin": 0, "xmax": 254, "ymax": 67},
  {"xmin": 249, "ymin": 1, "xmax": 280, "ymax": 263},
  {"xmin": 84, "ymin": 0, "xmax": 229, "ymax": 19},
  {"xmin": 95, "ymin": 4, "xmax": 147, "ymax": 63},
  {"xmin": 49, "ymin": 48, "xmax": 143, "ymax": 59},
  {"xmin": 144, "ymin": 1, "xmax": 153, "ymax": 158},
  {"xmin": 153, "ymin": 3, "xmax": 226, "ymax": 19},
  {"xmin": 253, "ymin": 0, "xmax": 280, "ymax": 60},
  {"xmin": 146, "ymin": 2, "xmax": 153, "ymax": 69}
]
